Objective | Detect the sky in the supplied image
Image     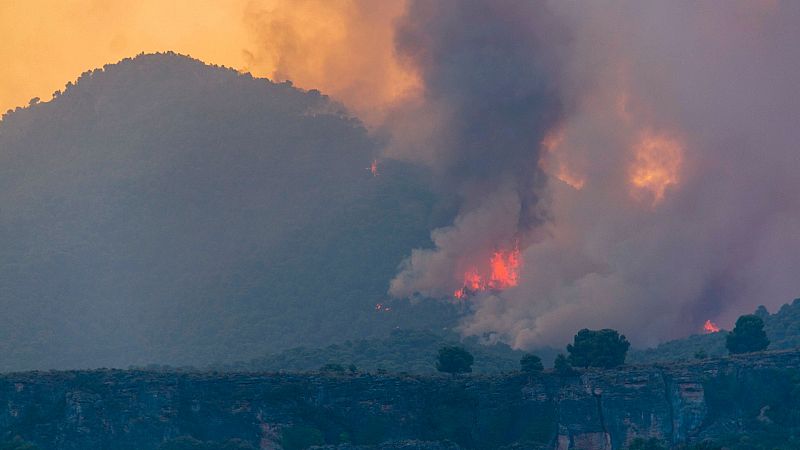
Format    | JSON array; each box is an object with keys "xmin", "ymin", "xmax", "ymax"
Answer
[
  {"xmin": 0, "ymin": 0, "xmax": 416, "ymax": 121},
  {"xmin": 3, "ymin": 0, "xmax": 799, "ymax": 349}
]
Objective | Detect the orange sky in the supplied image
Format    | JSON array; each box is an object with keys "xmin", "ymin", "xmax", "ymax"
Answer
[{"xmin": 0, "ymin": 0, "xmax": 416, "ymax": 121}]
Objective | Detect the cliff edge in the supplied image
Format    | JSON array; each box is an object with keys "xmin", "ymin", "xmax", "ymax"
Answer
[{"xmin": 1, "ymin": 350, "xmax": 799, "ymax": 449}]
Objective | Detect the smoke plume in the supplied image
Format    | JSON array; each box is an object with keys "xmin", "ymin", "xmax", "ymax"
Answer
[
  {"xmin": 388, "ymin": 0, "xmax": 567, "ymax": 299},
  {"xmin": 388, "ymin": 0, "xmax": 800, "ymax": 348}
]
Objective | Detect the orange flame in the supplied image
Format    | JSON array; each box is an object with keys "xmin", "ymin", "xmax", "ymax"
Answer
[
  {"xmin": 489, "ymin": 248, "xmax": 521, "ymax": 289},
  {"xmin": 629, "ymin": 131, "xmax": 683, "ymax": 205},
  {"xmin": 368, "ymin": 159, "xmax": 379, "ymax": 177},
  {"xmin": 454, "ymin": 246, "xmax": 522, "ymax": 299},
  {"xmin": 703, "ymin": 319, "xmax": 720, "ymax": 333}
]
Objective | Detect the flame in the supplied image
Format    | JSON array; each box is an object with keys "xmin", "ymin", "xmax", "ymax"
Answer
[
  {"xmin": 629, "ymin": 131, "xmax": 683, "ymax": 205},
  {"xmin": 489, "ymin": 248, "xmax": 521, "ymax": 289},
  {"xmin": 374, "ymin": 303, "xmax": 391, "ymax": 312},
  {"xmin": 368, "ymin": 159, "xmax": 379, "ymax": 177},
  {"xmin": 703, "ymin": 319, "xmax": 720, "ymax": 333},
  {"xmin": 454, "ymin": 246, "xmax": 522, "ymax": 299},
  {"xmin": 454, "ymin": 269, "xmax": 482, "ymax": 299}
]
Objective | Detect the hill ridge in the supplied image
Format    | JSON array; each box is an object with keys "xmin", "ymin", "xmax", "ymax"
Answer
[{"xmin": 0, "ymin": 51, "xmax": 452, "ymax": 371}]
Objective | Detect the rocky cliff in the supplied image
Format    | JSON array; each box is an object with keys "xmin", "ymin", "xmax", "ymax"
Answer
[{"xmin": 1, "ymin": 350, "xmax": 799, "ymax": 449}]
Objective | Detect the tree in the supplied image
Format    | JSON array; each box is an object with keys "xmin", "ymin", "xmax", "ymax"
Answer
[
  {"xmin": 520, "ymin": 353, "xmax": 544, "ymax": 374},
  {"xmin": 726, "ymin": 314, "xmax": 769, "ymax": 354},
  {"xmin": 554, "ymin": 353, "xmax": 576, "ymax": 376},
  {"xmin": 567, "ymin": 329, "xmax": 630, "ymax": 368},
  {"xmin": 436, "ymin": 346, "xmax": 474, "ymax": 375}
]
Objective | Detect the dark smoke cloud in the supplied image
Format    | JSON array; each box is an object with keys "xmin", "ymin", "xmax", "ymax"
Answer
[
  {"xmin": 389, "ymin": 0, "xmax": 569, "ymax": 298},
  {"xmin": 394, "ymin": 1, "xmax": 565, "ymax": 201},
  {"xmin": 390, "ymin": 0, "xmax": 800, "ymax": 349}
]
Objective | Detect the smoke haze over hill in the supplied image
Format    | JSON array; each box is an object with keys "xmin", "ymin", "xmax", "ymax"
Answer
[{"xmin": 0, "ymin": 53, "xmax": 452, "ymax": 370}]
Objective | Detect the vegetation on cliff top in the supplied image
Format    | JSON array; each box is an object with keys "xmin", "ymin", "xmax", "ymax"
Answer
[
  {"xmin": 629, "ymin": 298, "xmax": 800, "ymax": 364},
  {"xmin": 215, "ymin": 329, "xmax": 554, "ymax": 374}
]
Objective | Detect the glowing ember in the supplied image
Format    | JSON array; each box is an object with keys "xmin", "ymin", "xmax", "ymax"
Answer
[
  {"xmin": 454, "ymin": 246, "xmax": 522, "ymax": 299},
  {"xmin": 703, "ymin": 319, "xmax": 720, "ymax": 333},
  {"xmin": 368, "ymin": 159, "xmax": 379, "ymax": 177},
  {"xmin": 629, "ymin": 132, "xmax": 683, "ymax": 205}
]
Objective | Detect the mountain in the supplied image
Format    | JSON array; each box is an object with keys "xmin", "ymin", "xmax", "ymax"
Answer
[
  {"xmin": 0, "ymin": 52, "xmax": 456, "ymax": 371},
  {"xmin": 629, "ymin": 298, "xmax": 800, "ymax": 364}
]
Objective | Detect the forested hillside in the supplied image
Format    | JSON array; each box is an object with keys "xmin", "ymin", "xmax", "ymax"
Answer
[
  {"xmin": 630, "ymin": 298, "xmax": 800, "ymax": 363},
  {"xmin": 216, "ymin": 329, "xmax": 561, "ymax": 374},
  {"xmin": 0, "ymin": 53, "xmax": 455, "ymax": 371}
]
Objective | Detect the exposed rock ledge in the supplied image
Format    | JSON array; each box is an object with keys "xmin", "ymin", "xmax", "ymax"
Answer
[{"xmin": 1, "ymin": 350, "xmax": 798, "ymax": 449}]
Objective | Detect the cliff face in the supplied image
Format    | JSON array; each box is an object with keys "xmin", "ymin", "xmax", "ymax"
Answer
[{"xmin": 1, "ymin": 351, "xmax": 799, "ymax": 450}]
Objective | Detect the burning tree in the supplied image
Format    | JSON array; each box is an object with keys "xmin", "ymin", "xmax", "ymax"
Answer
[{"xmin": 453, "ymin": 246, "xmax": 522, "ymax": 299}]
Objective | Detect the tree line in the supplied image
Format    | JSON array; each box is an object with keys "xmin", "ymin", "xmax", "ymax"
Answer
[{"xmin": 435, "ymin": 313, "xmax": 771, "ymax": 375}]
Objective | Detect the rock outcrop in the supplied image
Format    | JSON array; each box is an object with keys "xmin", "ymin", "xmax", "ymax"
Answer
[{"xmin": 0, "ymin": 350, "xmax": 799, "ymax": 449}]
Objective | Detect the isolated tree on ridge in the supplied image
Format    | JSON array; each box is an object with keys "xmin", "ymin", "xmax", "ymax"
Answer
[
  {"xmin": 567, "ymin": 329, "xmax": 630, "ymax": 368},
  {"xmin": 726, "ymin": 314, "xmax": 769, "ymax": 354}
]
